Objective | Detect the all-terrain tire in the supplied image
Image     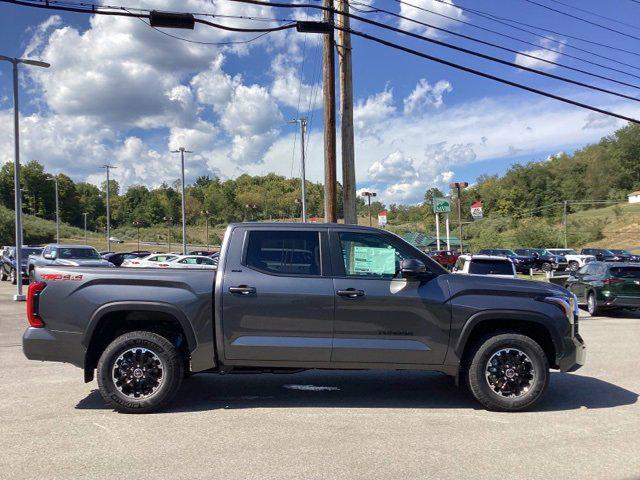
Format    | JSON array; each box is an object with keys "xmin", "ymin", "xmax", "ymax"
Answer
[
  {"xmin": 568, "ymin": 261, "xmax": 579, "ymax": 272},
  {"xmin": 97, "ymin": 331, "xmax": 184, "ymax": 414},
  {"xmin": 9, "ymin": 268, "xmax": 16, "ymax": 285},
  {"xmin": 466, "ymin": 333, "xmax": 549, "ymax": 412}
]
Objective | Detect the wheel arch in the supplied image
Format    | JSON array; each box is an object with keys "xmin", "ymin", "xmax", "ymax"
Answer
[
  {"xmin": 455, "ymin": 310, "xmax": 561, "ymax": 369},
  {"xmin": 83, "ymin": 302, "xmax": 197, "ymax": 382}
]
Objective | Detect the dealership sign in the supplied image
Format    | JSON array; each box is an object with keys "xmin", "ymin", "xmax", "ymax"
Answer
[
  {"xmin": 378, "ymin": 210, "xmax": 388, "ymax": 226},
  {"xmin": 432, "ymin": 197, "xmax": 451, "ymax": 213},
  {"xmin": 470, "ymin": 201, "xmax": 483, "ymax": 220}
]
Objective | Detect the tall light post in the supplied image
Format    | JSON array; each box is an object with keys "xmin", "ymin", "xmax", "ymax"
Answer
[
  {"xmin": 449, "ymin": 182, "xmax": 469, "ymax": 253},
  {"xmin": 1, "ymin": 55, "xmax": 50, "ymax": 301},
  {"xmin": 361, "ymin": 191, "xmax": 377, "ymax": 226},
  {"xmin": 163, "ymin": 216, "xmax": 173, "ymax": 252},
  {"xmin": 200, "ymin": 210, "xmax": 211, "ymax": 250},
  {"xmin": 171, "ymin": 147, "xmax": 193, "ymax": 255},
  {"xmin": 101, "ymin": 164, "xmax": 117, "ymax": 252},
  {"xmin": 82, "ymin": 212, "xmax": 88, "ymax": 244},
  {"xmin": 132, "ymin": 220, "xmax": 142, "ymax": 252},
  {"xmin": 288, "ymin": 117, "xmax": 308, "ymax": 222},
  {"xmin": 46, "ymin": 174, "xmax": 60, "ymax": 244}
]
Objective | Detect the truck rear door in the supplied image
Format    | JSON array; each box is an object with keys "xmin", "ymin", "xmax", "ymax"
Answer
[
  {"xmin": 221, "ymin": 226, "xmax": 334, "ymax": 362},
  {"xmin": 329, "ymin": 229, "xmax": 450, "ymax": 365}
]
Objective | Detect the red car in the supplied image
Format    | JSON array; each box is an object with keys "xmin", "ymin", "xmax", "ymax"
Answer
[{"xmin": 426, "ymin": 250, "xmax": 460, "ymax": 269}]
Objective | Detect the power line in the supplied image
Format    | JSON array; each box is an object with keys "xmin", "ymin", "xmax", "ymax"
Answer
[
  {"xmin": 395, "ymin": 0, "xmax": 640, "ymax": 63},
  {"xmin": 521, "ymin": 0, "xmax": 640, "ymax": 41},
  {"xmin": 339, "ymin": 24, "xmax": 640, "ymax": 124},
  {"xmin": 350, "ymin": 1, "xmax": 640, "ymax": 92},
  {"xmin": 429, "ymin": 0, "xmax": 640, "ymax": 73},
  {"xmin": 1, "ymin": 0, "xmax": 299, "ymax": 33},
  {"xmin": 547, "ymin": 0, "xmax": 640, "ymax": 32},
  {"xmin": 240, "ymin": 0, "xmax": 640, "ymax": 103}
]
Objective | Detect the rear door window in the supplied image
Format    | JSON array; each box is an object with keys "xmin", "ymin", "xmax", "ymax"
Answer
[
  {"xmin": 245, "ymin": 230, "xmax": 320, "ymax": 276},
  {"xmin": 610, "ymin": 267, "xmax": 640, "ymax": 279}
]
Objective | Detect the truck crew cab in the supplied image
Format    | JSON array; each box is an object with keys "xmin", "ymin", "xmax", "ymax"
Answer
[{"xmin": 23, "ymin": 223, "xmax": 585, "ymax": 413}]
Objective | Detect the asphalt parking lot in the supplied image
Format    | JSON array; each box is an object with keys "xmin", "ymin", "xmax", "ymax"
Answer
[{"xmin": 0, "ymin": 281, "xmax": 638, "ymax": 480}]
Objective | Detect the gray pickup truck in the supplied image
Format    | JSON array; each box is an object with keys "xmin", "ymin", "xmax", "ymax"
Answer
[{"xmin": 23, "ymin": 223, "xmax": 585, "ymax": 413}]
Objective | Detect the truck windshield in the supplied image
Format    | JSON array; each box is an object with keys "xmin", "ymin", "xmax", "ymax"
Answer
[
  {"xmin": 58, "ymin": 248, "xmax": 101, "ymax": 260},
  {"xmin": 469, "ymin": 259, "xmax": 513, "ymax": 275}
]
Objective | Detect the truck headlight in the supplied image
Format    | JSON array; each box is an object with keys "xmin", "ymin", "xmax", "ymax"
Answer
[{"xmin": 543, "ymin": 295, "xmax": 577, "ymax": 324}]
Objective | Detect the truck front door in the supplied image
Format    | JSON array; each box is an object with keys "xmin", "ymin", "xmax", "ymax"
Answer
[
  {"xmin": 221, "ymin": 227, "xmax": 334, "ymax": 363},
  {"xmin": 330, "ymin": 230, "xmax": 450, "ymax": 365}
]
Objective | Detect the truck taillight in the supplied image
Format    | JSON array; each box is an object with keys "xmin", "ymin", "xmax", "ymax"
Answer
[{"xmin": 27, "ymin": 281, "xmax": 46, "ymax": 328}]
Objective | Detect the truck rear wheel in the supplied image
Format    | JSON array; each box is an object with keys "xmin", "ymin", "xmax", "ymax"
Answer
[
  {"xmin": 97, "ymin": 331, "xmax": 184, "ymax": 414},
  {"xmin": 466, "ymin": 333, "xmax": 549, "ymax": 412}
]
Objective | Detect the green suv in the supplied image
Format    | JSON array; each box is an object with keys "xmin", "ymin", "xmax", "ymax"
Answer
[{"xmin": 565, "ymin": 262, "xmax": 640, "ymax": 316}]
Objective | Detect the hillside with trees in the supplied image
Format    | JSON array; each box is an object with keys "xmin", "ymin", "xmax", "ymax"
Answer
[{"xmin": 0, "ymin": 123, "xmax": 638, "ymax": 249}]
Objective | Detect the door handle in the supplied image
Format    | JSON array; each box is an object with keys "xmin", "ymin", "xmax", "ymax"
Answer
[
  {"xmin": 336, "ymin": 288, "xmax": 365, "ymax": 298},
  {"xmin": 229, "ymin": 285, "xmax": 256, "ymax": 295}
]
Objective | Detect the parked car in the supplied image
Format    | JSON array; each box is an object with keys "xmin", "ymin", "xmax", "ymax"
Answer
[
  {"xmin": 188, "ymin": 250, "xmax": 218, "ymax": 256},
  {"xmin": 168, "ymin": 255, "xmax": 217, "ymax": 269},
  {"xmin": 1, "ymin": 246, "xmax": 43, "ymax": 284},
  {"xmin": 103, "ymin": 251, "xmax": 152, "ymax": 267},
  {"xmin": 121, "ymin": 253, "xmax": 178, "ymax": 268},
  {"xmin": 452, "ymin": 254, "xmax": 517, "ymax": 278},
  {"xmin": 580, "ymin": 248, "xmax": 623, "ymax": 262},
  {"xmin": 514, "ymin": 248, "xmax": 568, "ymax": 272},
  {"xmin": 425, "ymin": 249, "xmax": 459, "ymax": 269},
  {"xmin": 28, "ymin": 245, "xmax": 113, "ymax": 280},
  {"xmin": 23, "ymin": 223, "xmax": 585, "ymax": 413},
  {"xmin": 477, "ymin": 249, "xmax": 533, "ymax": 273},
  {"xmin": 109, "ymin": 237, "xmax": 124, "ymax": 244},
  {"xmin": 545, "ymin": 248, "xmax": 596, "ymax": 272},
  {"xmin": 565, "ymin": 262, "xmax": 640, "ymax": 316},
  {"xmin": 608, "ymin": 249, "xmax": 640, "ymax": 263}
]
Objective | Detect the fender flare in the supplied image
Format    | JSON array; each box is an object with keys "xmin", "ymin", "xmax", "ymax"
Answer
[
  {"xmin": 82, "ymin": 301, "xmax": 198, "ymax": 353},
  {"xmin": 454, "ymin": 309, "xmax": 562, "ymax": 359}
]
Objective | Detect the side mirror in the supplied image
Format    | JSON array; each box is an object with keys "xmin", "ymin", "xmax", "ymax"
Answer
[
  {"xmin": 400, "ymin": 258, "xmax": 427, "ymax": 278},
  {"xmin": 43, "ymin": 253, "xmax": 55, "ymax": 260}
]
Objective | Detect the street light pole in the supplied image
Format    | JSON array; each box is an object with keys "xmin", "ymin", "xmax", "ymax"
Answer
[
  {"xmin": 361, "ymin": 191, "xmax": 377, "ymax": 226},
  {"xmin": 201, "ymin": 210, "xmax": 210, "ymax": 250},
  {"xmin": 101, "ymin": 164, "xmax": 116, "ymax": 252},
  {"xmin": 47, "ymin": 175, "xmax": 60, "ymax": 244},
  {"xmin": 163, "ymin": 216, "xmax": 173, "ymax": 252},
  {"xmin": 449, "ymin": 182, "xmax": 469, "ymax": 254},
  {"xmin": 171, "ymin": 147, "xmax": 193, "ymax": 255},
  {"xmin": 83, "ymin": 212, "xmax": 88, "ymax": 244},
  {"xmin": 1, "ymin": 55, "xmax": 50, "ymax": 301},
  {"xmin": 288, "ymin": 118, "xmax": 308, "ymax": 222},
  {"xmin": 133, "ymin": 221, "xmax": 141, "ymax": 252}
]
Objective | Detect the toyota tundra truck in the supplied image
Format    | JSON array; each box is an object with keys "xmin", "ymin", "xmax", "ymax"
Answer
[{"xmin": 23, "ymin": 223, "xmax": 585, "ymax": 413}]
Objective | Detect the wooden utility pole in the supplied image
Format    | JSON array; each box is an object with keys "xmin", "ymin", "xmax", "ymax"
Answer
[
  {"xmin": 337, "ymin": 0, "xmax": 357, "ymax": 225},
  {"xmin": 323, "ymin": 0, "xmax": 337, "ymax": 223}
]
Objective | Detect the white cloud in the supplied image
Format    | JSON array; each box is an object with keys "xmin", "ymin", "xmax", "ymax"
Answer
[
  {"xmin": 398, "ymin": 0, "xmax": 467, "ymax": 37},
  {"xmin": 270, "ymin": 54, "xmax": 322, "ymax": 111},
  {"xmin": 353, "ymin": 87, "xmax": 396, "ymax": 131},
  {"xmin": 403, "ymin": 79, "xmax": 452, "ymax": 114},
  {"xmin": 515, "ymin": 38, "xmax": 564, "ymax": 71}
]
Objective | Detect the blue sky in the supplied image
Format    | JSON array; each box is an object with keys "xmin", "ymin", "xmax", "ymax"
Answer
[{"xmin": 1, "ymin": 0, "xmax": 640, "ymax": 204}]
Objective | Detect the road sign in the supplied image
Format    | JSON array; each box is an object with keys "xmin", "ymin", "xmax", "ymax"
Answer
[
  {"xmin": 471, "ymin": 201, "xmax": 483, "ymax": 220},
  {"xmin": 433, "ymin": 197, "xmax": 451, "ymax": 213},
  {"xmin": 378, "ymin": 210, "xmax": 387, "ymax": 226}
]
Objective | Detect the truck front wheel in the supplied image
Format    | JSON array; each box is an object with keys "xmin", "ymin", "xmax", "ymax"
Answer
[
  {"xmin": 466, "ymin": 333, "xmax": 549, "ymax": 412},
  {"xmin": 97, "ymin": 331, "xmax": 184, "ymax": 414}
]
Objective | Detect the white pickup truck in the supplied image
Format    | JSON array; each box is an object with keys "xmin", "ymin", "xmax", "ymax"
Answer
[{"xmin": 546, "ymin": 249, "xmax": 595, "ymax": 272}]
